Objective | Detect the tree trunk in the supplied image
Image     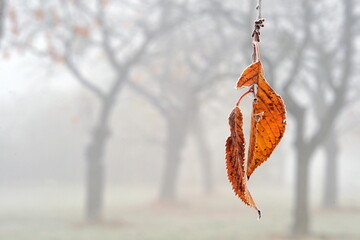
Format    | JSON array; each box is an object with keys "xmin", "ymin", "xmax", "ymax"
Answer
[
  {"xmin": 292, "ymin": 149, "xmax": 310, "ymax": 236},
  {"xmin": 291, "ymin": 111, "xmax": 311, "ymax": 236},
  {"xmin": 159, "ymin": 117, "xmax": 188, "ymax": 201},
  {"xmin": 192, "ymin": 115, "xmax": 213, "ymax": 194},
  {"xmin": 322, "ymin": 135, "xmax": 339, "ymax": 208},
  {"xmin": 85, "ymin": 99, "xmax": 113, "ymax": 221}
]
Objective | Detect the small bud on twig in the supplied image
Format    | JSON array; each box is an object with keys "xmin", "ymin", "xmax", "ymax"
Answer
[{"xmin": 252, "ymin": 18, "xmax": 265, "ymax": 43}]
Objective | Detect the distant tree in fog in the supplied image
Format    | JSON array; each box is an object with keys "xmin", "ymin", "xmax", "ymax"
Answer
[
  {"xmin": 130, "ymin": 22, "xmax": 228, "ymax": 200},
  {"xmin": 3, "ymin": 0, "xmax": 190, "ymax": 221},
  {"xmin": 128, "ymin": 0, "xmax": 255, "ymax": 200},
  {"xmin": 266, "ymin": 0, "xmax": 357, "ymax": 236}
]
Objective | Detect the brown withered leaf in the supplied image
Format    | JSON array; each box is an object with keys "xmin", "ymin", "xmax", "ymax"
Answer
[
  {"xmin": 225, "ymin": 107, "xmax": 261, "ymax": 216},
  {"xmin": 225, "ymin": 61, "xmax": 286, "ymax": 217},
  {"xmin": 236, "ymin": 61, "xmax": 286, "ymax": 179}
]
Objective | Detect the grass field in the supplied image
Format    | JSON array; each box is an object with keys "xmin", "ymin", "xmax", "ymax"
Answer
[{"xmin": 1, "ymin": 185, "xmax": 359, "ymax": 240}]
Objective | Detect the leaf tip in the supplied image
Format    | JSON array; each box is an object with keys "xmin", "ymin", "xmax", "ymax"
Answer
[
  {"xmin": 257, "ymin": 209, "xmax": 262, "ymax": 220},
  {"xmin": 236, "ymin": 61, "xmax": 262, "ymax": 88}
]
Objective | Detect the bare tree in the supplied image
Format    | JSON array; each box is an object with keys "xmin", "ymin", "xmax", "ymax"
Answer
[
  {"xmin": 278, "ymin": 0, "xmax": 357, "ymax": 235},
  {"xmin": 322, "ymin": 130, "xmax": 339, "ymax": 208},
  {"xmin": 4, "ymin": 0, "xmax": 190, "ymax": 221},
  {"xmin": 128, "ymin": 3, "xmax": 245, "ymax": 199}
]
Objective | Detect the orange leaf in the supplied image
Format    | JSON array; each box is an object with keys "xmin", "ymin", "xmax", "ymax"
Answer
[
  {"xmin": 236, "ymin": 61, "xmax": 286, "ymax": 179},
  {"xmin": 236, "ymin": 61, "xmax": 262, "ymax": 88},
  {"xmin": 225, "ymin": 107, "xmax": 260, "ymax": 216},
  {"xmin": 225, "ymin": 61, "xmax": 286, "ymax": 217}
]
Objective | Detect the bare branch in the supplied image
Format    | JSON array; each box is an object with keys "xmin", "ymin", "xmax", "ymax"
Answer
[
  {"xmin": 207, "ymin": 0, "xmax": 245, "ymax": 29},
  {"xmin": 64, "ymin": 56, "xmax": 105, "ymax": 100},
  {"xmin": 256, "ymin": 0, "xmax": 262, "ymax": 19},
  {"xmin": 97, "ymin": 1, "xmax": 121, "ymax": 72},
  {"xmin": 283, "ymin": 1, "xmax": 312, "ymax": 93},
  {"xmin": 127, "ymin": 81, "xmax": 169, "ymax": 117},
  {"xmin": 307, "ymin": 0, "xmax": 356, "ymax": 153},
  {"xmin": 107, "ymin": 2, "xmax": 192, "ymax": 98}
]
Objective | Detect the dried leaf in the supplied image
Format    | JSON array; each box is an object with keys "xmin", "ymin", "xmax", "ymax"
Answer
[
  {"xmin": 225, "ymin": 61, "xmax": 286, "ymax": 217},
  {"xmin": 236, "ymin": 61, "xmax": 286, "ymax": 179},
  {"xmin": 236, "ymin": 61, "xmax": 262, "ymax": 88},
  {"xmin": 225, "ymin": 107, "xmax": 260, "ymax": 216}
]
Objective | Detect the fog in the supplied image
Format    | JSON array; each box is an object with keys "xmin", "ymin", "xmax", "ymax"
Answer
[{"xmin": 1, "ymin": 0, "xmax": 360, "ymax": 239}]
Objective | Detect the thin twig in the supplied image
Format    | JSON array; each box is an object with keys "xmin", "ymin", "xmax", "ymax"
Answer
[
  {"xmin": 252, "ymin": 0, "xmax": 265, "ymax": 62},
  {"xmin": 257, "ymin": 0, "xmax": 262, "ymax": 19}
]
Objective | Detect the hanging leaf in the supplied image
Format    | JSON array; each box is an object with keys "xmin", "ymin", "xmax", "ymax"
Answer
[
  {"xmin": 225, "ymin": 61, "xmax": 286, "ymax": 217},
  {"xmin": 225, "ymin": 107, "xmax": 261, "ymax": 217},
  {"xmin": 236, "ymin": 61, "xmax": 286, "ymax": 179}
]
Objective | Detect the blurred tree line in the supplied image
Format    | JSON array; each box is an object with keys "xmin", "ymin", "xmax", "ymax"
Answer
[{"xmin": 1, "ymin": 0, "xmax": 359, "ymax": 237}]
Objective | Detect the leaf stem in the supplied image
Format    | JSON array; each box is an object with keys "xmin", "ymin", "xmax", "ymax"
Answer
[
  {"xmin": 251, "ymin": 0, "xmax": 265, "ymax": 63},
  {"xmin": 236, "ymin": 86, "xmax": 255, "ymax": 106}
]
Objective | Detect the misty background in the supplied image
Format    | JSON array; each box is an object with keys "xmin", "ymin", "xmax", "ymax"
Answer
[{"xmin": 1, "ymin": 0, "xmax": 360, "ymax": 239}]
